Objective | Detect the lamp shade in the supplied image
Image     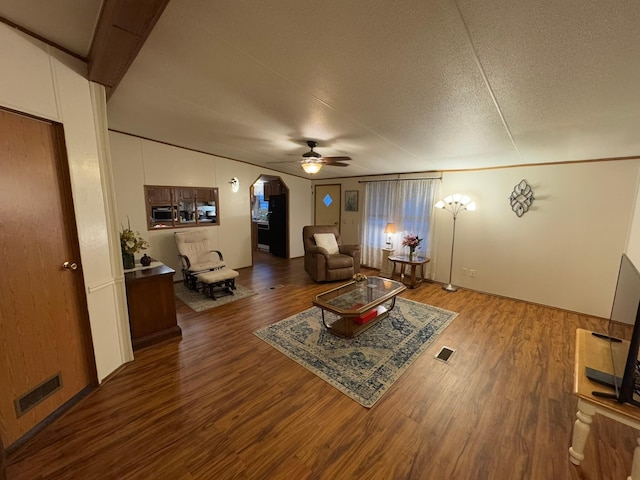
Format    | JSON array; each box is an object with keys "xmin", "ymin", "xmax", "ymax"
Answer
[
  {"xmin": 301, "ymin": 160, "xmax": 322, "ymax": 174},
  {"xmin": 384, "ymin": 223, "xmax": 396, "ymax": 234}
]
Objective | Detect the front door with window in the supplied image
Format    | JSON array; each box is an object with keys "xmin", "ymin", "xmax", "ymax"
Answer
[{"xmin": 314, "ymin": 184, "xmax": 341, "ymax": 228}]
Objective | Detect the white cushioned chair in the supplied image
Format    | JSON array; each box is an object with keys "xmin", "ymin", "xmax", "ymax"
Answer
[
  {"xmin": 302, "ymin": 225, "xmax": 361, "ymax": 282},
  {"xmin": 174, "ymin": 230, "xmax": 225, "ymax": 289}
]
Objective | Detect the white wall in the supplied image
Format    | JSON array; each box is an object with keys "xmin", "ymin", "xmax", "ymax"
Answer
[
  {"xmin": 434, "ymin": 161, "xmax": 640, "ymax": 317},
  {"xmin": 314, "ymin": 163, "xmax": 640, "ymax": 317},
  {"xmin": 0, "ymin": 24, "xmax": 132, "ymax": 381},
  {"xmin": 109, "ymin": 132, "xmax": 312, "ymax": 278}
]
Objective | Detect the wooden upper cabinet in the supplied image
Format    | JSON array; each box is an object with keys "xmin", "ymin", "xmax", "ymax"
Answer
[
  {"xmin": 270, "ymin": 180, "xmax": 282, "ymax": 196},
  {"xmin": 196, "ymin": 187, "xmax": 214, "ymax": 203},
  {"xmin": 147, "ymin": 186, "xmax": 172, "ymax": 205},
  {"xmin": 263, "ymin": 181, "xmax": 283, "ymax": 200},
  {"xmin": 181, "ymin": 188, "xmax": 195, "ymax": 202},
  {"xmin": 144, "ymin": 185, "xmax": 219, "ymax": 230}
]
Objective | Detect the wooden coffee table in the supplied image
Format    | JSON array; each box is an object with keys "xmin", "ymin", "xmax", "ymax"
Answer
[
  {"xmin": 312, "ymin": 276, "xmax": 406, "ymax": 338},
  {"xmin": 388, "ymin": 254, "xmax": 430, "ymax": 288}
]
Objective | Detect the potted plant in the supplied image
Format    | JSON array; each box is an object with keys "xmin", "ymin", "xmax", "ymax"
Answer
[{"xmin": 120, "ymin": 220, "xmax": 149, "ymax": 270}]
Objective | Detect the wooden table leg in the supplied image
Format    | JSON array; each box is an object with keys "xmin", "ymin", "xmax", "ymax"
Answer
[
  {"xmin": 410, "ymin": 264, "xmax": 417, "ymax": 287},
  {"xmin": 569, "ymin": 398, "xmax": 596, "ymax": 465},
  {"xmin": 630, "ymin": 437, "xmax": 640, "ymax": 480}
]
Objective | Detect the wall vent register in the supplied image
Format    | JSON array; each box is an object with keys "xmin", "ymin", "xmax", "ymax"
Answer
[{"xmin": 15, "ymin": 372, "xmax": 62, "ymax": 417}]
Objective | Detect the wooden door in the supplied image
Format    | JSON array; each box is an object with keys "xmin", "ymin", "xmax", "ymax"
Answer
[
  {"xmin": 0, "ymin": 109, "xmax": 94, "ymax": 448},
  {"xmin": 314, "ymin": 184, "xmax": 341, "ymax": 228}
]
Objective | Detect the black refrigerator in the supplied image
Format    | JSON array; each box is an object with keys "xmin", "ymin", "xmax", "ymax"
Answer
[{"xmin": 268, "ymin": 194, "xmax": 287, "ymax": 258}]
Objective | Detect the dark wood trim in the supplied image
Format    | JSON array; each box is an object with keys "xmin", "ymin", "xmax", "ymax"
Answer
[
  {"xmin": 108, "ymin": 129, "xmax": 247, "ymax": 162},
  {"xmin": 438, "ymin": 154, "xmax": 640, "ymax": 173},
  {"xmin": 0, "ymin": 16, "xmax": 85, "ymax": 61},
  {"xmin": 108, "ymin": 129, "xmax": 312, "ymax": 180},
  {"xmin": 4, "ymin": 386, "xmax": 93, "ymax": 455},
  {"xmin": 88, "ymin": 0, "xmax": 171, "ymax": 96}
]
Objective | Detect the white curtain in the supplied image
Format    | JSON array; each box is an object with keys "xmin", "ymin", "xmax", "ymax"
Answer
[{"xmin": 361, "ymin": 179, "xmax": 439, "ymax": 273}]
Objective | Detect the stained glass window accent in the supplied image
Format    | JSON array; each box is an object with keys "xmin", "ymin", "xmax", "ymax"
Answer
[
  {"xmin": 509, "ymin": 179, "xmax": 534, "ymax": 217},
  {"xmin": 323, "ymin": 194, "xmax": 333, "ymax": 207}
]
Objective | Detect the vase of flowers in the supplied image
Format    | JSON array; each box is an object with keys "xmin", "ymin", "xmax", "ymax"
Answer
[
  {"xmin": 352, "ymin": 273, "xmax": 368, "ymax": 290},
  {"xmin": 353, "ymin": 273, "xmax": 368, "ymax": 283},
  {"xmin": 120, "ymin": 220, "xmax": 149, "ymax": 270},
  {"xmin": 402, "ymin": 233, "xmax": 422, "ymax": 261}
]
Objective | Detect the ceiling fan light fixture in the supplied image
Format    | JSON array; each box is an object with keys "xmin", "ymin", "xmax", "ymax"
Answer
[{"xmin": 301, "ymin": 160, "xmax": 322, "ymax": 174}]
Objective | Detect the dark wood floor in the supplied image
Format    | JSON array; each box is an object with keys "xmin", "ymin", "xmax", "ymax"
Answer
[{"xmin": 5, "ymin": 252, "xmax": 638, "ymax": 479}]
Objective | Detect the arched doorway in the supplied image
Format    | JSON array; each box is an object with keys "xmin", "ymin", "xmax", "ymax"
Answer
[{"xmin": 250, "ymin": 175, "xmax": 289, "ymax": 264}]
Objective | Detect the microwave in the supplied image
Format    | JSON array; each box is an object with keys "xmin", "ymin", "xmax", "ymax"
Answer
[{"xmin": 151, "ymin": 206, "xmax": 176, "ymax": 221}]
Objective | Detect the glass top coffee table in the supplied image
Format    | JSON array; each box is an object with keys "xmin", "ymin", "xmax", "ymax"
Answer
[{"xmin": 312, "ymin": 276, "xmax": 406, "ymax": 338}]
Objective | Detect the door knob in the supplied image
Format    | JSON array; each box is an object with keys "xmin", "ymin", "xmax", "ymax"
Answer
[{"xmin": 62, "ymin": 261, "xmax": 78, "ymax": 270}]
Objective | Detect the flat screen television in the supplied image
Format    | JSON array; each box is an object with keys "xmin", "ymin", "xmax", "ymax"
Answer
[{"xmin": 587, "ymin": 254, "xmax": 640, "ymax": 407}]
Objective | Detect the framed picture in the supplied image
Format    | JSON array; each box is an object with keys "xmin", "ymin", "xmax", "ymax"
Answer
[{"xmin": 345, "ymin": 190, "xmax": 359, "ymax": 212}]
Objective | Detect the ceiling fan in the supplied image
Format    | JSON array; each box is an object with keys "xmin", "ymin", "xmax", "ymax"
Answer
[{"xmin": 269, "ymin": 140, "xmax": 352, "ymax": 174}]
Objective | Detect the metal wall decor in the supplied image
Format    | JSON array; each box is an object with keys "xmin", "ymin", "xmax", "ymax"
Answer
[{"xmin": 509, "ymin": 179, "xmax": 534, "ymax": 217}]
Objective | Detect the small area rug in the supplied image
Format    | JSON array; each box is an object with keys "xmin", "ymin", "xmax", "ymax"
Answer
[
  {"xmin": 174, "ymin": 282, "xmax": 257, "ymax": 312},
  {"xmin": 254, "ymin": 297, "xmax": 458, "ymax": 408}
]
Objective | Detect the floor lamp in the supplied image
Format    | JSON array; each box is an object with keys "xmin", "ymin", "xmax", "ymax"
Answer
[{"xmin": 435, "ymin": 194, "xmax": 476, "ymax": 292}]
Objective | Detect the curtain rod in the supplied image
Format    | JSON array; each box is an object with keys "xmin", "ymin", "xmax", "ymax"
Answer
[{"xmin": 358, "ymin": 176, "xmax": 442, "ymax": 183}]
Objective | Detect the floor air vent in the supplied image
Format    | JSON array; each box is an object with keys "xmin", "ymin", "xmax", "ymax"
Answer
[
  {"xmin": 15, "ymin": 372, "xmax": 62, "ymax": 417},
  {"xmin": 434, "ymin": 346, "xmax": 456, "ymax": 363}
]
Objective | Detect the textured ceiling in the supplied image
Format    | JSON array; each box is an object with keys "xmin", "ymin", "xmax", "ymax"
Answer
[{"xmin": 3, "ymin": 0, "xmax": 640, "ymax": 179}]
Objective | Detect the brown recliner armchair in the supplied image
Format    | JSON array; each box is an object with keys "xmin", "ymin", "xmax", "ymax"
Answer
[{"xmin": 303, "ymin": 225, "xmax": 361, "ymax": 282}]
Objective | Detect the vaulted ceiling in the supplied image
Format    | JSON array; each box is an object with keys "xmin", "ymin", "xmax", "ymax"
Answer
[{"xmin": 2, "ymin": 0, "xmax": 640, "ymax": 179}]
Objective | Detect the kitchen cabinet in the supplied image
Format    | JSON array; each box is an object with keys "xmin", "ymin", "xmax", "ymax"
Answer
[
  {"xmin": 251, "ymin": 222, "xmax": 258, "ymax": 250},
  {"xmin": 181, "ymin": 188, "xmax": 195, "ymax": 201},
  {"xmin": 196, "ymin": 187, "xmax": 214, "ymax": 202},
  {"xmin": 147, "ymin": 186, "xmax": 173, "ymax": 205},
  {"xmin": 263, "ymin": 181, "xmax": 282, "ymax": 200},
  {"xmin": 144, "ymin": 185, "xmax": 219, "ymax": 230}
]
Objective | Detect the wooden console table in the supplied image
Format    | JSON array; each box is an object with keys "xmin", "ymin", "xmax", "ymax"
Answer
[
  {"xmin": 570, "ymin": 329, "xmax": 640, "ymax": 478},
  {"xmin": 124, "ymin": 264, "xmax": 181, "ymax": 350}
]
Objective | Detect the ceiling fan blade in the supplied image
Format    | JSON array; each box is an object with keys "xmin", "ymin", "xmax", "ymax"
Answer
[
  {"xmin": 322, "ymin": 156, "xmax": 351, "ymax": 163},
  {"xmin": 323, "ymin": 161, "xmax": 350, "ymax": 167},
  {"xmin": 266, "ymin": 160, "xmax": 302, "ymax": 165}
]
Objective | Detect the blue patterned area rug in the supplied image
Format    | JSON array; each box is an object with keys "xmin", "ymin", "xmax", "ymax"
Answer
[{"xmin": 254, "ymin": 298, "xmax": 458, "ymax": 408}]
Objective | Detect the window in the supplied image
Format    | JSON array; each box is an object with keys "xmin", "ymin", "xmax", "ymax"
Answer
[
  {"xmin": 144, "ymin": 185, "xmax": 219, "ymax": 230},
  {"xmin": 361, "ymin": 179, "xmax": 438, "ymax": 268}
]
